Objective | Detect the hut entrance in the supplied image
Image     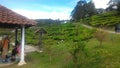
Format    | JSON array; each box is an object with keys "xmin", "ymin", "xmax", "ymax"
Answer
[
  {"xmin": 0, "ymin": 5, "xmax": 36, "ymax": 66},
  {"xmin": 0, "ymin": 28, "xmax": 21, "ymax": 63}
]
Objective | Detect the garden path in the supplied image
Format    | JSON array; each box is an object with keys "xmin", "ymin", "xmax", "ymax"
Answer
[
  {"xmin": 25, "ymin": 45, "xmax": 38, "ymax": 53},
  {"xmin": 82, "ymin": 24, "xmax": 120, "ymax": 34}
]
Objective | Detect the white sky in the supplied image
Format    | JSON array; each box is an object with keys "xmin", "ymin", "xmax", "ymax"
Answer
[
  {"xmin": 13, "ymin": 8, "xmax": 71, "ymax": 20},
  {"xmin": 13, "ymin": 0, "xmax": 110, "ymax": 20},
  {"xmin": 93, "ymin": 0, "xmax": 110, "ymax": 9}
]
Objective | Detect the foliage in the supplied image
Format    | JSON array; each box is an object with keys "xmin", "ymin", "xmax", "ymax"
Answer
[
  {"xmin": 85, "ymin": 1, "xmax": 97, "ymax": 17},
  {"xmin": 30, "ymin": 22, "xmax": 94, "ymax": 68},
  {"xmin": 107, "ymin": 0, "xmax": 120, "ymax": 12},
  {"xmin": 94, "ymin": 29, "xmax": 108, "ymax": 46},
  {"xmin": 3, "ymin": 25, "xmax": 120, "ymax": 68},
  {"xmin": 82, "ymin": 11, "xmax": 120, "ymax": 27},
  {"xmin": 60, "ymin": 23, "xmax": 94, "ymax": 68},
  {"xmin": 25, "ymin": 22, "xmax": 95, "ymax": 68},
  {"xmin": 25, "ymin": 28, "xmax": 39, "ymax": 45},
  {"xmin": 96, "ymin": 8, "xmax": 105, "ymax": 14},
  {"xmin": 1, "ymin": 21, "xmax": 120, "ymax": 68},
  {"xmin": 35, "ymin": 19, "xmax": 67, "ymax": 27},
  {"xmin": 82, "ymin": 17, "xmax": 91, "ymax": 25},
  {"xmin": 71, "ymin": 0, "xmax": 96, "ymax": 21},
  {"xmin": 117, "ymin": 1, "xmax": 120, "ymax": 12}
]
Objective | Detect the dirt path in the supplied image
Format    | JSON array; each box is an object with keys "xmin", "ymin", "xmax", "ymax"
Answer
[
  {"xmin": 82, "ymin": 24, "xmax": 120, "ymax": 34},
  {"xmin": 25, "ymin": 45, "xmax": 38, "ymax": 53}
]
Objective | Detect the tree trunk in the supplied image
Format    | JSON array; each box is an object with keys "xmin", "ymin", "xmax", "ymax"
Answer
[
  {"xmin": 100, "ymin": 40, "xmax": 102, "ymax": 47},
  {"xmin": 39, "ymin": 32, "xmax": 42, "ymax": 50}
]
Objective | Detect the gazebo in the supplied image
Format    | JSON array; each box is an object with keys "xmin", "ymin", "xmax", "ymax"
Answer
[{"xmin": 0, "ymin": 5, "xmax": 37, "ymax": 65}]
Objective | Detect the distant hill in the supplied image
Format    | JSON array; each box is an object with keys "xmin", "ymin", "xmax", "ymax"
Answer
[
  {"xmin": 35, "ymin": 19, "xmax": 69, "ymax": 27},
  {"xmin": 83, "ymin": 11, "xmax": 120, "ymax": 27}
]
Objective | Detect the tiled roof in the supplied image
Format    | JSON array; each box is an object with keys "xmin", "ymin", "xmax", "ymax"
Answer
[
  {"xmin": 0, "ymin": 5, "xmax": 37, "ymax": 26},
  {"xmin": 35, "ymin": 28, "xmax": 47, "ymax": 34}
]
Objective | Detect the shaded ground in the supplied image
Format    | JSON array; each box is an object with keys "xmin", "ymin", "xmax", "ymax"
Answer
[{"xmin": 0, "ymin": 45, "xmax": 38, "ymax": 67}]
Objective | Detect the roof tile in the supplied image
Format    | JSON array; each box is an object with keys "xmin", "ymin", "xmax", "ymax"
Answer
[{"xmin": 0, "ymin": 5, "xmax": 37, "ymax": 26}]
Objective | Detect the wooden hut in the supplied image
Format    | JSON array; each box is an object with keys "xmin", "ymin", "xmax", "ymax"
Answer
[{"xmin": 0, "ymin": 5, "xmax": 37, "ymax": 65}]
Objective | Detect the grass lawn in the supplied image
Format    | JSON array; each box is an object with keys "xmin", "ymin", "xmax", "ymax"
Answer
[
  {"xmin": 86, "ymin": 33, "xmax": 120, "ymax": 68},
  {"xmin": 2, "ymin": 51, "xmax": 71, "ymax": 68},
  {"xmin": 1, "ymin": 22, "xmax": 120, "ymax": 68},
  {"xmin": 2, "ymin": 33, "xmax": 120, "ymax": 68}
]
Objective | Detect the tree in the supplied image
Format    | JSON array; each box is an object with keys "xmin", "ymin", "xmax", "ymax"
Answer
[
  {"xmin": 71, "ymin": 0, "xmax": 96, "ymax": 21},
  {"xmin": 108, "ymin": 0, "xmax": 120, "ymax": 5},
  {"xmin": 85, "ymin": 1, "xmax": 97, "ymax": 17},
  {"xmin": 107, "ymin": 0, "xmax": 120, "ymax": 11},
  {"xmin": 71, "ymin": 0, "xmax": 87, "ymax": 21},
  {"xmin": 94, "ymin": 28, "xmax": 107, "ymax": 47},
  {"xmin": 96, "ymin": 8, "xmax": 105, "ymax": 14},
  {"xmin": 64, "ymin": 23, "xmax": 94, "ymax": 68},
  {"xmin": 117, "ymin": 1, "xmax": 120, "ymax": 12}
]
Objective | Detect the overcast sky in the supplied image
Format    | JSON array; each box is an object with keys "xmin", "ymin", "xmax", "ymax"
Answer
[{"xmin": 0, "ymin": 0, "xmax": 110, "ymax": 20}]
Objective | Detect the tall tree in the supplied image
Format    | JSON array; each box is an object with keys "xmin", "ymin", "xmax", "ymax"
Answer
[
  {"xmin": 108, "ymin": 0, "xmax": 120, "ymax": 5},
  {"xmin": 71, "ymin": 0, "xmax": 96, "ymax": 21},
  {"xmin": 85, "ymin": 1, "xmax": 96, "ymax": 17},
  {"xmin": 117, "ymin": 1, "xmax": 120, "ymax": 12},
  {"xmin": 107, "ymin": 0, "xmax": 120, "ymax": 11},
  {"xmin": 71, "ymin": 0, "xmax": 87, "ymax": 21}
]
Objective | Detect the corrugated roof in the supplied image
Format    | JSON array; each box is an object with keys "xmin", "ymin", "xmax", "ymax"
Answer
[{"xmin": 0, "ymin": 5, "xmax": 37, "ymax": 26}]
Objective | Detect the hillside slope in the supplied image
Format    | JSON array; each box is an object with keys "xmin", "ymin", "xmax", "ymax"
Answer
[{"xmin": 83, "ymin": 11, "xmax": 120, "ymax": 27}]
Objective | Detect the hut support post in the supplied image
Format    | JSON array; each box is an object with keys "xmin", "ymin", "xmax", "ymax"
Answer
[
  {"xmin": 15, "ymin": 28, "xmax": 18, "ymax": 45},
  {"xmin": 39, "ymin": 32, "xmax": 42, "ymax": 50},
  {"xmin": 18, "ymin": 25, "xmax": 26, "ymax": 66}
]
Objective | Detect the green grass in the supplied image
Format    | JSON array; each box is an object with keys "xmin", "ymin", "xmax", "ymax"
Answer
[
  {"xmin": 3, "ymin": 51, "xmax": 71, "ymax": 68},
  {"xmin": 3, "ymin": 33, "xmax": 120, "ymax": 68},
  {"xmin": 83, "ymin": 11, "xmax": 120, "ymax": 28},
  {"xmin": 86, "ymin": 34, "xmax": 120, "ymax": 68},
  {"xmin": 1, "ymin": 23, "xmax": 120, "ymax": 68}
]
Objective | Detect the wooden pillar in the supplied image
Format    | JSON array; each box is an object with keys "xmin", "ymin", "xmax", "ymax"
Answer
[
  {"xmin": 39, "ymin": 32, "xmax": 42, "ymax": 49},
  {"xmin": 18, "ymin": 25, "xmax": 26, "ymax": 66},
  {"xmin": 15, "ymin": 28, "xmax": 18, "ymax": 45}
]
